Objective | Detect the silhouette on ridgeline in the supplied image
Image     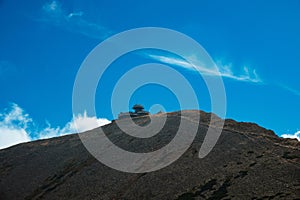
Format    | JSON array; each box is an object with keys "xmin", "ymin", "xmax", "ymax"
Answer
[{"xmin": 118, "ymin": 104, "xmax": 150, "ymax": 119}]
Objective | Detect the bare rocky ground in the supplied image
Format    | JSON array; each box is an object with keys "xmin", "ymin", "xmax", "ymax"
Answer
[{"xmin": 0, "ymin": 110, "xmax": 299, "ymax": 200}]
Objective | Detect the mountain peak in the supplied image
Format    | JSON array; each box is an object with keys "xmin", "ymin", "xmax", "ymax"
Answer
[{"xmin": 0, "ymin": 110, "xmax": 299, "ymax": 199}]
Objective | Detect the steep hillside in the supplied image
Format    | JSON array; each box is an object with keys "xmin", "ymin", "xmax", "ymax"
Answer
[{"xmin": 0, "ymin": 110, "xmax": 299, "ymax": 199}]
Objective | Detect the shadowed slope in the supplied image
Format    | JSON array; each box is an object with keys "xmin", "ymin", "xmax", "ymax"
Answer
[{"xmin": 0, "ymin": 110, "xmax": 299, "ymax": 199}]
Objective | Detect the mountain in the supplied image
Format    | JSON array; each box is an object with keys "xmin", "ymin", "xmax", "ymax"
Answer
[{"xmin": 0, "ymin": 110, "xmax": 299, "ymax": 200}]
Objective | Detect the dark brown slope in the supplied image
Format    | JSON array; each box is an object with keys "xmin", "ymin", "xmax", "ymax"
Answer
[{"xmin": 0, "ymin": 110, "xmax": 299, "ymax": 200}]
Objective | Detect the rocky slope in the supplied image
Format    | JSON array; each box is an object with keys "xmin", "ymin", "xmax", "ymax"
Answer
[{"xmin": 0, "ymin": 110, "xmax": 299, "ymax": 199}]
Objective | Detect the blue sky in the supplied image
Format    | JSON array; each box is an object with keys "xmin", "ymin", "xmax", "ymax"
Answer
[{"xmin": 0, "ymin": 0, "xmax": 299, "ymax": 148}]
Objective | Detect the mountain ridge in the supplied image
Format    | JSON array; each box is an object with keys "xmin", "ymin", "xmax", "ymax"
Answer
[{"xmin": 0, "ymin": 110, "xmax": 299, "ymax": 199}]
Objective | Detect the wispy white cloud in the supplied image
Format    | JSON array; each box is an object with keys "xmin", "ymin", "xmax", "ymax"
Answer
[
  {"xmin": 43, "ymin": 0, "xmax": 61, "ymax": 13},
  {"xmin": 281, "ymin": 131, "xmax": 300, "ymax": 141},
  {"xmin": 39, "ymin": 1, "xmax": 112, "ymax": 40},
  {"xmin": 37, "ymin": 111, "xmax": 110, "ymax": 140},
  {"xmin": 278, "ymin": 84, "xmax": 300, "ymax": 97},
  {"xmin": 0, "ymin": 103, "xmax": 31, "ymax": 149},
  {"xmin": 146, "ymin": 54, "xmax": 262, "ymax": 83},
  {"xmin": 67, "ymin": 11, "xmax": 83, "ymax": 19},
  {"xmin": 146, "ymin": 53, "xmax": 300, "ymax": 98},
  {"xmin": 0, "ymin": 103, "xmax": 110, "ymax": 150}
]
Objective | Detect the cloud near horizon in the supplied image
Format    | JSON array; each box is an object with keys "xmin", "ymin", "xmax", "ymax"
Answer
[
  {"xmin": 40, "ymin": 0, "xmax": 112, "ymax": 40},
  {"xmin": 281, "ymin": 131, "xmax": 300, "ymax": 141},
  {"xmin": 0, "ymin": 103, "xmax": 110, "ymax": 150},
  {"xmin": 146, "ymin": 54, "xmax": 262, "ymax": 83}
]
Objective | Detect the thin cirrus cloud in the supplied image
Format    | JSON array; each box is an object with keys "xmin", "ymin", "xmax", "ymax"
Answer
[
  {"xmin": 0, "ymin": 103, "xmax": 110, "ymax": 150},
  {"xmin": 146, "ymin": 54, "xmax": 262, "ymax": 83},
  {"xmin": 39, "ymin": 0, "xmax": 112, "ymax": 40},
  {"xmin": 146, "ymin": 53, "xmax": 300, "ymax": 97},
  {"xmin": 277, "ymin": 84, "xmax": 300, "ymax": 97},
  {"xmin": 37, "ymin": 1, "xmax": 300, "ymax": 96},
  {"xmin": 40, "ymin": 1, "xmax": 262, "ymax": 84}
]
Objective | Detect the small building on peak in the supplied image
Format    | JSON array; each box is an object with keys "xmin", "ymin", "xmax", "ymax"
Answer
[
  {"xmin": 132, "ymin": 104, "xmax": 144, "ymax": 112},
  {"xmin": 118, "ymin": 104, "xmax": 149, "ymax": 119}
]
